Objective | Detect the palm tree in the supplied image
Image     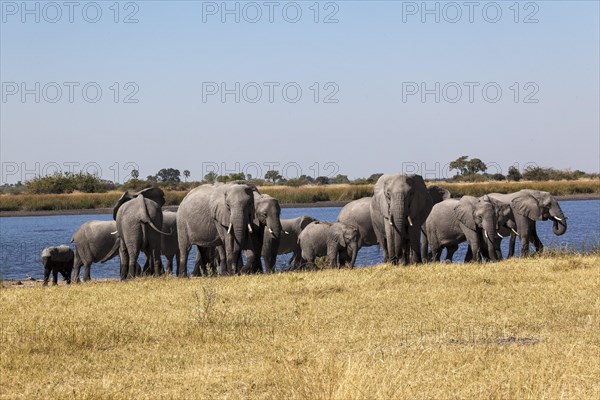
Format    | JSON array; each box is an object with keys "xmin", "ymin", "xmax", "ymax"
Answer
[{"xmin": 183, "ymin": 170, "xmax": 190, "ymax": 182}]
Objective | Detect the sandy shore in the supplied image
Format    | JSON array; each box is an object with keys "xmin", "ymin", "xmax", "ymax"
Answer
[{"xmin": 0, "ymin": 194, "xmax": 598, "ymax": 218}]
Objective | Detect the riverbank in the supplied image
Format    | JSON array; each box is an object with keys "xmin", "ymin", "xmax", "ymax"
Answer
[
  {"xmin": 1, "ymin": 253, "xmax": 598, "ymax": 398},
  {"xmin": 1, "ymin": 180, "xmax": 598, "ymax": 217},
  {"xmin": 0, "ymin": 194, "xmax": 597, "ymax": 218}
]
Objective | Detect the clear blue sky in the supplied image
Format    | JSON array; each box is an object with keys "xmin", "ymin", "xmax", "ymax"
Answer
[{"xmin": 1, "ymin": 1, "xmax": 599, "ymax": 183}]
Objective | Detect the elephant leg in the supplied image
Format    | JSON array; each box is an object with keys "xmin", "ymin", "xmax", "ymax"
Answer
[
  {"xmin": 165, "ymin": 255, "xmax": 173, "ymax": 276},
  {"xmin": 43, "ymin": 264, "xmax": 51, "ymax": 286},
  {"xmin": 532, "ymin": 225, "xmax": 543, "ymax": 254},
  {"xmin": 520, "ymin": 231, "xmax": 531, "ymax": 257},
  {"xmin": 72, "ymin": 253, "xmax": 82, "ymax": 283},
  {"xmin": 142, "ymin": 256, "xmax": 152, "ymax": 276},
  {"xmin": 464, "ymin": 246, "xmax": 473, "ymax": 263},
  {"xmin": 508, "ymin": 233, "xmax": 516, "ymax": 258},
  {"xmin": 192, "ymin": 246, "xmax": 202, "ymax": 277},
  {"xmin": 152, "ymin": 248, "xmax": 162, "ymax": 277},
  {"xmin": 52, "ymin": 268, "xmax": 59, "ymax": 286},
  {"xmin": 338, "ymin": 248, "xmax": 349, "ymax": 266},
  {"xmin": 60, "ymin": 268, "xmax": 71, "ymax": 284},
  {"xmin": 446, "ymin": 245, "xmax": 458, "ymax": 262},
  {"xmin": 179, "ymin": 246, "xmax": 190, "ymax": 278},
  {"xmin": 175, "ymin": 253, "xmax": 181, "ymax": 277},
  {"xmin": 409, "ymin": 226, "xmax": 422, "ymax": 264},
  {"xmin": 119, "ymin": 241, "xmax": 128, "ymax": 281},
  {"xmin": 127, "ymin": 246, "xmax": 140, "ymax": 279},
  {"xmin": 420, "ymin": 233, "xmax": 429, "ymax": 263},
  {"xmin": 82, "ymin": 262, "xmax": 92, "ymax": 282}
]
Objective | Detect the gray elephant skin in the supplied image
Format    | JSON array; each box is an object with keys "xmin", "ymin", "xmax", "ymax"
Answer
[
  {"xmin": 337, "ymin": 185, "xmax": 449, "ymax": 253},
  {"xmin": 245, "ymin": 190, "xmax": 283, "ymax": 274},
  {"xmin": 279, "ymin": 216, "xmax": 317, "ymax": 268},
  {"xmin": 113, "ymin": 188, "xmax": 170, "ymax": 280},
  {"xmin": 161, "ymin": 211, "xmax": 180, "ymax": 275},
  {"xmin": 488, "ymin": 189, "xmax": 567, "ymax": 257},
  {"xmin": 71, "ymin": 220, "xmax": 120, "ymax": 282},
  {"xmin": 177, "ymin": 183, "xmax": 255, "ymax": 276},
  {"xmin": 298, "ymin": 221, "xmax": 360, "ymax": 269},
  {"xmin": 370, "ymin": 174, "xmax": 433, "ymax": 265},
  {"xmin": 423, "ymin": 195, "xmax": 514, "ymax": 262},
  {"xmin": 142, "ymin": 210, "xmax": 180, "ymax": 276},
  {"xmin": 41, "ymin": 245, "xmax": 74, "ymax": 286}
]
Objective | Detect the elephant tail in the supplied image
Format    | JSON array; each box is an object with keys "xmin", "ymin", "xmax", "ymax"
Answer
[
  {"xmin": 147, "ymin": 220, "xmax": 172, "ymax": 236},
  {"xmin": 99, "ymin": 239, "xmax": 121, "ymax": 264},
  {"xmin": 141, "ymin": 197, "xmax": 172, "ymax": 236}
]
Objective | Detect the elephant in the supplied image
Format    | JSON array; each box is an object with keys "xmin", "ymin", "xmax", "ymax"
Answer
[
  {"xmin": 337, "ymin": 197, "xmax": 378, "ymax": 249},
  {"xmin": 41, "ymin": 245, "xmax": 74, "ymax": 286},
  {"xmin": 370, "ymin": 174, "xmax": 433, "ymax": 265},
  {"xmin": 338, "ymin": 185, "xmax": 448, "ymax": 257},
  {"xmin": 244, "ymin": 190, "xmax": 284, "ymax": 274},
  {"xmin": 297, "ymin": 221, "xmax": 360, "ymax": 269},
  {"xmin": 113, "ymin": 187, "xmax": 170, "ymax": 280},
  {"xmin": 488, "ymin": 189, "xmax": 567, "ymax": 257},
  {"xmin": 422, "ymin": 195, "xmax": 514, "ymax": 263},
  {"xmin": 279, "ymin": 216, "xmax": 317, "ymax": 269},
  {"xmin": 71, "ymin": 220, "xmax": 121, "ymax": 282},
  {"xmin": 142, "ymin": 210, "xmax": 180, "ymax": 276},
  {"xmin": 177, "ymin": 182, "xmax": 255, "ymax": 276}
]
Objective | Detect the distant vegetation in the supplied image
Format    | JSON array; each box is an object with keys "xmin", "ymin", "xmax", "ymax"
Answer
[{"xmin": 0, "ymin": 157, "xmax": 598, "ymax": 212}]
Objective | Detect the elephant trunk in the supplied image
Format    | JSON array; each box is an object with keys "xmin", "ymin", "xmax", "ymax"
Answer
[
  {"xmin": 348, "ymin": 243, "xmax": 358, "ymax": 268},
  {"xmin": 262, "ymin": 216, "xmax": 282, "ymax": 272},
  {"xmin": 390, "ymin": 195, "xmax": 407, "ymax": 263},
  {"xmin": 550, "ymin": 204, "xmax": 567, "ymax": 235},
  {"xmin": 230, "ymin": 210, "xmax": 248, "ymax": 268},
  {"xmin": 552, "ymin": 218, "xmax": 567, "ymax": 236},
  {"xmin": 482, "ymin": 218, "xmax": 498, "ymax": 261}
]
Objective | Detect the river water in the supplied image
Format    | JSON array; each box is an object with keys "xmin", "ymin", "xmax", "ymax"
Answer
[{"xmin": 1, "ymin": 200, "xmax": 598, "ymax": 280}]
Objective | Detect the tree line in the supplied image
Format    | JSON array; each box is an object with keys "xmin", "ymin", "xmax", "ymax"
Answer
[{"xmin": 1, "ymin": 156, "xmax": 597, "ymax": 194}]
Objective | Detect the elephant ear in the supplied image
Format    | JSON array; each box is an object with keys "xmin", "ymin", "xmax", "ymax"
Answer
[
  {"xmin": 113, "ymin": 191, "xmax": 133, "ymax": 220},
  {"xmin": 374, "ymin": 175, "xmax": 392, "ymax": 219},
  {"xmin": 454, "ymin": 197, "xmax": 477, "ymax": 231},
  {"xmin": 427, "ymin": 185, "xmax": 451, "ymax": 205},
  {"xmin": 410, "ymin": 175, "xmax": 433, "ymax": 220},
  {"xmin": 212, "ymin": 191, "xmax": 230, "ymax": 229},
  {"xmin": 511, "ymin": 194, "xmax": 542, "ymax": 220},
  {"xmin": 299, "ymin": 216, "xmax": 315, "ymax": 231},
  {"xmin": 136, "ymin": 187, "xmax": 165, "ymax": 207},
  {"xmin": 333, "ymin": 224, "xmax": 347, "ymax": 247}
]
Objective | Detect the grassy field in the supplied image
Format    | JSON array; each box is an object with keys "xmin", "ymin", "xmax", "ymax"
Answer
[
  {"xmin": 0, "ymin": 180, "xmax": 598, "ymax": 212},
  {"xmin": 1, "ymin": 254, "xmax": 598, "ymax": 399}
]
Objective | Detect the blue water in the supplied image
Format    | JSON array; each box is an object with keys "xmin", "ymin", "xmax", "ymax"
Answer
[{"xmin": 1, "ymin": 200, "xmax": 598, "ymax": 280}]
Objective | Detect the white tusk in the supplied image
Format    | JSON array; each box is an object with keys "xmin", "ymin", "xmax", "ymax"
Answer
[
  {"xmin": 284, "ymin": 231, "xmax": 289, "ymax": 235},
  {"xmin": 511, "ymin": 228, "xmax": 520, "ymax": 237},
  {"xmin": 484, "ymin": 230, "xmax": 489, "ymax": 240},
  {"xmin": 227, "ymin": 223, "xmax": 232, "ymax": 234},
  {"xmin": 407, "ymin": 216, "xmax": 413, "ymax": 227},
  {"xmin": 497, "ymin": 232, "xmax": 503, "ymax": 238},
  {"xmin": 268, "ymin": 227, "xmax": 273, "ymax": 234},
  {"xmin": 389, "ymin": 221, "xmax": 393, "ymax": 226},
  {"xmin": 248, "ymin": 224, "xmax": 253, "ymax": 234},
  {"xmin": 110, "ymin": 231, "xmax": 118, "ymax": 235},
  {"xmin": 554, "ymin": 217, "xmax": 563, "ymax": 221}
]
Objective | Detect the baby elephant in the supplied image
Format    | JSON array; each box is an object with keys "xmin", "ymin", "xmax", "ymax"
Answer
[
  {"xmin": 41, "ymin": 245, "xmax": 74, "ymax": 286},
  {"xmin": 297, "ymin": 222, "xmax": 360, "ymax": 269}
]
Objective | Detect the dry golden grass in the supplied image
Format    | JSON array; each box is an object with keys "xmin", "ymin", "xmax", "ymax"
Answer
[{"xmin": 1, "ymin": 254, "xmax": 599, "ymax": 399}]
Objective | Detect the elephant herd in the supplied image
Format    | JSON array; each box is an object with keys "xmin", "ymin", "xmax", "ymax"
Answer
[{"xmin": 40, "ymin": 174, "xmax": 568, "ymax": 285}]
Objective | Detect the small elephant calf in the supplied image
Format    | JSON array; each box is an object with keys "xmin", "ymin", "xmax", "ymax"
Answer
[
  {"xmin": 297, "ymin": 221, "xmax": 360, "ymax": 269},
  {"xmin": 41, "ymin": 245, "xmax": 74, "ymax": 286}
]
